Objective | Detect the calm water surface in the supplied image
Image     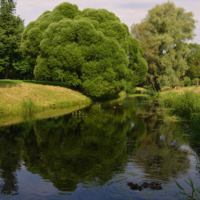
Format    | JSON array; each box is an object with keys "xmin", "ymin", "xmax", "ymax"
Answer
[{"xmin": 0, "ymin": 97, "xmax": 199, "ymax": 200}]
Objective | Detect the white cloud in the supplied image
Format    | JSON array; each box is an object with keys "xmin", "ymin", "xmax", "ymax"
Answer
[{"xmin": 16, "ymin": 0, "xmax": 200, "ymax": 43}]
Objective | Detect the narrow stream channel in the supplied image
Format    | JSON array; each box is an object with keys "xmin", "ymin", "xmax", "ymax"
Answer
[{"xmin": 0, "ymin": 97, "xmax": 199, "ymax": 200}]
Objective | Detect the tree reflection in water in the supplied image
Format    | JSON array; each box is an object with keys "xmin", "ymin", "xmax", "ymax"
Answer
[
  {"xmin": 134, "ymin": 98, "xmax": 189, "ymax": 181},
  {"xmin": 0, "ymin": 97, "xmax": 191, "ymax": 196},
  {"xmin": 0, "ymin": 124, "xmax": 31, "ymax": 196}
]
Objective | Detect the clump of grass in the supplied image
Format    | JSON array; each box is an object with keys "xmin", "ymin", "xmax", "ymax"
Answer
[
  {"xmin": 0, "ymin": 105, "xmax": 4, "ymax": 115},
  {"xmin": 21, "ymin": 98, "xmax": 38, "ymax": 116},
  {"xmin": 160, "ymin": 91, "xmax": 200, "ymax": 143},
  {"xmin": 174, "ymin": 177, "xmax": 200, "ymax": 200},
  {"xmin": 161, "ymin": 91, "xmax": 200, "ymax": 120}
]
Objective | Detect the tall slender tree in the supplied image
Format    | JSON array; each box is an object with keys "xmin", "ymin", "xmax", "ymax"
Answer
[
  {"xmin": 0, "ymin": 0, "xmax": 24, "ymax": 79},
  {"xmin": 131, "ymin": 2, "xmax": 196, "ymax": 91}
]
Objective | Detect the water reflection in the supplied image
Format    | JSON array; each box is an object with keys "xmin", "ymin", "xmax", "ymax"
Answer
[
  {"xmin": 0, "ymin": 97, "xmax": 193, "ymax": 199},
  {"xmin": 134, "ymin": 99, "xmax": 189, "ymax": 181}
]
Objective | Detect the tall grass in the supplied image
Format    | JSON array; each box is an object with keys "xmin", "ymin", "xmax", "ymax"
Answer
[
  {"xmin": 161, "ymin": 91, "xmax": 200, "ymax": 120},
  {"xmin": 174, "ymin": 177, "xmax": 200, "ymax": 200},
  {"xmin": 160, "ymin": 91, "xmax": 200, "ymax": 143},
  {"xmin": 21, "ymin": 98, "xmax": 38, "ymax": 116}
]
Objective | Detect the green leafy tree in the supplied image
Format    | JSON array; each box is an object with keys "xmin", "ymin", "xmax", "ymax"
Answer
[
  {"xmin": 0, "ymin": 0, "xmax": 24, "ymax": 79},
  {"xmin": 192, "ymin": 78, "xmax": 199, "ymax": 86},
  {"xmin": 21, "ymin": 2, "xmax": 148, "ymax": 97},
  {"xmin": 131, "ymin": 2, "xmax": 196, "ymax": 91},
  {"xmin": 186, "ymin": 43, "xmax": 200, "ymax": 80},
  {"xmin": 12, "ymin": 57, "xmax": 33, "ymax": 79},
  {"xmin": 183, "ymin": 77, "xmax": 191, "ymax": 86}
]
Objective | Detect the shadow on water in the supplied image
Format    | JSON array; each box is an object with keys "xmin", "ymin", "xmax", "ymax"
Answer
[{"xmin": 0, "ymin": 97, "xmax": 196, "ymax": 199}]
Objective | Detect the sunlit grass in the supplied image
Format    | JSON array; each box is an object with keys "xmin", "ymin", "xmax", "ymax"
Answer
[
  {"xmin": 0, "ymin": 79, "xmax": 91, "ymax": 115},
  {"xmin": 161, "ymin": 85, "xmax": 200, "ymax": 94}
]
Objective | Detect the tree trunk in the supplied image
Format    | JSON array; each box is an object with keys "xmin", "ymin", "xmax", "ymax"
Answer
[
  {"xmin": 154, "ymin": 77, "xmax": 161, "ymax": 92},
  {"xmin": 4, "ymin": 67, "xmax": 8, "ymax": 79}
]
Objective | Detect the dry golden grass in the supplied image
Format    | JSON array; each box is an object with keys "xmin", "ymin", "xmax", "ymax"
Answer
[
  {"xmin": 161, "ymin": 86, "xmax": 200, "ymax": 95},
  {"xmin": 136, "ymin": 87, "xmax": 146, "ymax": 91},
  {"xmin": 0, "ymin": 81, "xmax": 91, "ymax": 115}
]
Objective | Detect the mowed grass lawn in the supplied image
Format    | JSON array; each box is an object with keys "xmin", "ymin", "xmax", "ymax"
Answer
[{"xmin": 0, "ymin": 80, "xmax": 91, "ymax": 115}]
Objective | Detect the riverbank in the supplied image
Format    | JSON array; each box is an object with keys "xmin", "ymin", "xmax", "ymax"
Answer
[
  {"xmin": 159, "ymin": 87, "xmax": 200, "ymax": 144},
  {"xmin": 0, "ymin": 80, "xmax": 150, "ymax": 117},
  {"xmin": 0, "ymin": 80, "xmax": 92, "ymax": 116},
  {"xmin": 159, "ymin": 86, "xmax": 200, "ymax": 119}
]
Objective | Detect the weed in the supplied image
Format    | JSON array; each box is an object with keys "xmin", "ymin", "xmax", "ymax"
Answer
[
  {"xmin": 174, "ymin": 177, "xmax": 200, "ymax": 200},
  {"xmin": 21, "ymin": 98, "xmax": 38, "ymax": 116}
]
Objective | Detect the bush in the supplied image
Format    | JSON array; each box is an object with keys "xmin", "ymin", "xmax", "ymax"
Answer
[
  {"xmin": 192, "ymin": 78, "xmax": 199, "ymax": 86},
  {"xmin": 162, "ymin": 91, "xmax": 200, "ymax": 119},
  {"xmin": 183, "ymin": 77, "xmax": 191, "ymax": 86},
  {"xmin": 180, "ymin": 81, "xmax": 184, "ymax": 87}
]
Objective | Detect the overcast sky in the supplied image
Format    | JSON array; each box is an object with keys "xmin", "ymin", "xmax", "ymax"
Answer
[{"xmin": 16, "ymin": 0, "xmax": 200, "ymax": 43}]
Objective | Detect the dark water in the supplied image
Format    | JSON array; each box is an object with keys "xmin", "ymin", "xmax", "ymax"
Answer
[{"xmin": 0, "ymin": 97, "xmax": 199, "ymax": 200}]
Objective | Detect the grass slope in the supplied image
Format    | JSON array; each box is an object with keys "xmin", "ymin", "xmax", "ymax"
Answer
[{"xmin": 0, "ymin": 80, "xmax": 91, "ymax": 115}]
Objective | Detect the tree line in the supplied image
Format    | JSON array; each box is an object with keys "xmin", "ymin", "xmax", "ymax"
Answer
[{"xmin": 0, "ymin": 0, "xmax": 199, "ymax": 96}]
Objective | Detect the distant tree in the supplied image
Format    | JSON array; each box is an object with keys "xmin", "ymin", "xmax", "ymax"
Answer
[
  {"xmin": 0, "ymin": 0, "xmax": 24, "ymax": 79},
  {"xmin": 21, "ymin": 2, "xmax": 148, "ymax": 97},
  {"xmin": 186, "ymin": 43, "xmax": 200, "ymax": 80},
  {"xmin": 131, "ymin": 2, "xmax": 196, "ymax": 91},
  {"xmin": 192, "ymin": 78, "xmax": 199, "ymax": 86},
  {"xmin": 183, "ymin": 77, "xmax": 191, "ymax": 86}
]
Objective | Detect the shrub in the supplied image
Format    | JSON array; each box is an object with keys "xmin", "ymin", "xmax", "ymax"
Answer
[
  {"xmin": 183, "ymin": 77, "xmax": 191, "ymax": 86},
  {"xmin": 162, "ymin": 91, "xmax": 200, "ymax": 119},
  {"xmin": 180, "ymin": 81, "xmax": 185, "ymax": 87},
  {"xmin": 192, "ymin": 78, "xmax": 199, "ymax": 86}
]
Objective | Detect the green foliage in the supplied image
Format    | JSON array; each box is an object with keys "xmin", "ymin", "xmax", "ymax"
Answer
[
  {"xmin": 131, "ymin": 2, "xmax": 196, "ymax": 91},
  {"xmin": 21, "ymin": 2, "xmax": 148, "ymax": 97},
  {"xmin": 161, "ymin": 91, "xmax": 200, "ymax": 145},
  {"xmin": 183, "ymin": 77, "xmax": 191, "ymax": 86},
  {"xmin": 180, "ymin": 81, "xmax": 185, "ymax": 87},
  {"xmin": 186, "ymin": 43, "xmax": 200, "ymax": 80},
  {"xmin": 0, "ymin": 0, "xmax": 25, "ymax": 79},
  {"xmin": 12, "ymin": 57, "xmax": 33, "ymax": 79},
  {"xmin": 192, "ymin": 78, "xmax": 199, "ymax": 86},
  {"xmin": 161, "ymin": 91, "xmax": 200, "ymax": 120}
]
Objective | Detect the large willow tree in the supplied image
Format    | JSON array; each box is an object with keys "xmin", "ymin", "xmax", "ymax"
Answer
[
  {"xmin": 21, "ymin": 2, "xmax": 148, "ymax": 97},
  {"xmin": 131, "ymin": 2, "xmax": 196, "ymax": 91}
]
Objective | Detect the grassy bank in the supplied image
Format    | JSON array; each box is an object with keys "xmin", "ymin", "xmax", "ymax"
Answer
[
  {"xmin": 159, "ymin": 88, "xmax": 200, "ymax": 143},
  {"xmin": 160, "ymin": 90, "xmax": 200, "ymax": 119},
  {"xmin": 0, "ymin": 80, "xmax": 150, "ymax": 117},
  {"xmin": 159, "ymin": 86, "xmax": 200, "ymax": 119},
  {"xmin": 0, "ymin": 80, "xmax": 91, "ymax": 116}
]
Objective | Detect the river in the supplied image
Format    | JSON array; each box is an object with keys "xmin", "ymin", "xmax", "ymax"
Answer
[{"xmin": 0, "ymin": 97, "xmax": 199, "ymax": 199}]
